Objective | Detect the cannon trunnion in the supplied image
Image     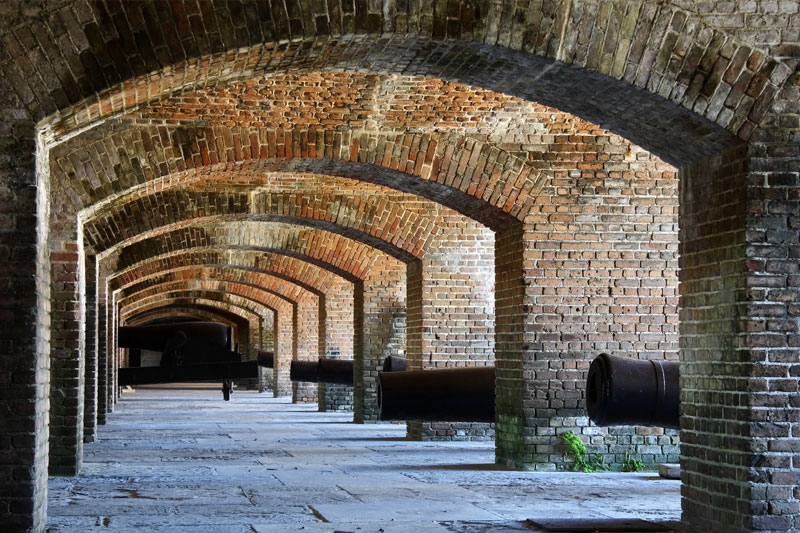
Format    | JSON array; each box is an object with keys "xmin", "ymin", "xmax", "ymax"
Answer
[
  {"xmin": 586, "ymin": 353, "xmax": 679, "ymax": 429},
  {"xmin": 377, "ymin": 366, "xmax": 495, "ymax": 422}
]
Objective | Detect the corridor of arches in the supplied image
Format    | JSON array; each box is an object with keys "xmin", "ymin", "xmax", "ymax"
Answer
[{"xmin": 0, "ymin": 1, "xmax": 797, "ymax": 531}]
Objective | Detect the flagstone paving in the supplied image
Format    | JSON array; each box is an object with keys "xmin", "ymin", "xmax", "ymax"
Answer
[{"xmin": 46, "ymin": 386, "xmax": 683, "ymax": 532}]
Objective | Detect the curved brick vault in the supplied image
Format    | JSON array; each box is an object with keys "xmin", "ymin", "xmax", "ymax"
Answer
[
  {"xmin": 127, "ymin": 304, "xmax": 255, "ymax": 327},
  {"xmin": 122, "ymin": 290, "xmax": 280, "ymax": 324},
  {"xmin": 111, "ymin": 254, "xmax": 354, "ymax": 298},
  {"xmin": 1, "ymin": 3, "xmax": 798, "ymax": 533},
  {"xmin": 78, "ymin": 172, "xmax": 465, "ymax": 261},
  {"xmin": 111, "ymin": 222, "xmax": 387, "ymax": 282},
  {"xmin": 3, "ymin": 1, "xmax": 789, "ymax": 155},
  {"xmin": 120, "ymin": 271, "xmax": 298, "ymax": 305},
  {"xmin": 55, "ymin": 101, "xmax": 680, "ymax": 230},
  {"xmin": 128, "ymin": 306, "xmax": 250, "ymax": 330},
  {"xmin": 121, "ymin": 299, "xmax": 270, "ymax": 333}
]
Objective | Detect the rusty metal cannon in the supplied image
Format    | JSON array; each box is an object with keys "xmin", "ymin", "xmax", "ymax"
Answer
[
  {"xmin": 117, "ymin": 321, "xmax": 254, "ymax": 400},
  {"xmin": 382, "ymin": 355, "xmax": 407, "ymax": 372},
  {"xmin": 377, "ymin": 366, "xmax": 495, "ymax": 422},
  {"xmin": 586, "ymin": 353, "xmax": 679, "ymax": 429}
]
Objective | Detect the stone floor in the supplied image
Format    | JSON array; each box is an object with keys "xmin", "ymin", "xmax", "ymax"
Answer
[{"xmin": 47, "ymin": 385, "xmax": 684, "ymax": 532}]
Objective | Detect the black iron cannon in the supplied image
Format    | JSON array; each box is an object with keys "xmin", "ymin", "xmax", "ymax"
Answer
[
  {"xmin": 377, "ymin": 366, "xmax": 495, "ymax": 422},
  {"xmin": 118, "ymin": 321, "xmax": 239, "ymax": 367},
  {"xmin": 586, "ymin": 353, "xmax": 679, "ymax": 429},
  {"xmin": 257, "ymin": 351, "xmax": 274, "ymax": 368},
  {"xmin": 117, "ymin": 321, "xmax": 253, "ymax": 400},
  {"xmin": 289, "ymin": 360, "xmax": 320, "ymax": 383},
  {"xmin": 290, "ymin": 358, "xmax": 355, "ymax": 385},
  {"xmin": 318, "ymin": 359, "xmax": 354, "ymax": 385},
  {"xmin": 382, "ymin": 355, "xmax": 407, "ymax": 372}
]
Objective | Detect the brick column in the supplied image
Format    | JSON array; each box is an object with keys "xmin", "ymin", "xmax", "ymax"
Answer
[
  {"xmin": 495, "ymin": 157, "xmax": 681, "ymax": 469},
  {"xmin": 494, "ymin": 224, "xmax": 529, "ymax": 466},
  {"xmin": 110, "ymin": 295, "xmax": 119, "ymax": 409},
  {"xmin": 741, "ymin": 108, "xmax": 800, "ymax": 530},
  {"xmin": 353, "ymin": 258, "xmax": 406, "ymax": 423},
  {"xmin": 406, "ymin": 224, "xmax": 495, "ymax": 440},
  {"xmin": 48, "ymin": 234, "xmax": 85, "ymax": 476},
  {"xmin": 96, "ymin": 296, "xmax": 107, "ymax": 425},
  {"xmin": 272, "ymin": 306, "xmax": 293, "ymax": 397},
  {"xmin": 293, "ymin": 294, "xmax": 319, "ymax": 404},
  {"xmin": 681, "ymin": 127, "xmax": 799, "ymax": 529},
  {"xmin": 259, "ymin": 311, "xmax": 274, "ymax": 394},
  {"xmin": 82, "ymin": 254, "xmax": 98, "ymax": 442},
  {"xmin": 244, "ymin": 316, "xmax": 260, "ymax": 390},
  {"xmin": 319, "ymin": 278, "xmax": 353, "ymax": 412},
  {"xmin": 0, "ymin": 118, "xmax": 49, "ymax": 531}
]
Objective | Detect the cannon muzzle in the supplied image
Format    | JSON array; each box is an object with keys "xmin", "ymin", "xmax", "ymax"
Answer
[
  {"xmin": 257, "ymin": 351, "xmax": 274, "ymax": 368},
  {"xmin": 586, "ymin": 353, "xmax": 679, "ymax": 429},
  {"xmin": 377, "ymin": 366, "xmax": 495, "ymax": 422},
  {"xmin": 382, "ymin": 356, "xmax": 407, "ymax": 372}
]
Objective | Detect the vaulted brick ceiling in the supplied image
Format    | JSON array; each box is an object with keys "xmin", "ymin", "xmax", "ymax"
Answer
[{"xmin": 4, "ymin": 0, "xmax": 768, "ymax": 325}]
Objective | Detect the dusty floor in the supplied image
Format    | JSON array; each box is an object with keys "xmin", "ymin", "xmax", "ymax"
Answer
[{"xmin": 47, "ymin": 386, "xmax": 683, "ymax": 532}]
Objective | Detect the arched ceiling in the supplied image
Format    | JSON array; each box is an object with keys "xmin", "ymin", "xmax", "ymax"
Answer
[{"xmin": 7, "ymin": 1, "xmax": 777, "ymax": 323}]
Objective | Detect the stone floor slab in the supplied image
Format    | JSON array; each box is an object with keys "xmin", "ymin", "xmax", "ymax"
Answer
[{"xmin": 46, "ymin": 387, "xmax": 683, "ymax": 532}]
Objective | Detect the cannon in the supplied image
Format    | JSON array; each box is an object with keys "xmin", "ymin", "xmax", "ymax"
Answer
[
  {"xmin": 377, "ymin": 366, "xmax": 495, "ymax": 422},
  {"xmin": 118, "ymin": 321, "xmax": 239, "ymax": 366},
  {"xmin": 290, "ymin": 357, "xmax": 405, "ymax": 385},
  {"xmin": 117, "ymin": 321, "xmax": 250, "ymax": 400},
  {"xmin": 586, "ymin": 353, "xmax": 679, "ymax": 429},
  {"xmin": 119, "ymin": 361, "xmax": 259, "ymax": 387},
  {"xmin": 290, "ymin": 358, "xmax": 355, "ymax": 385},
  {"xmin": 257, "ymin": 351, "xmax": 274, "ymax": 368},
  {"xmin": 318, "ymin": 359, "xmax": 354, "ymax": 385},
  {"xmin": 290, "ymin": 360, "xmax": 320, "ymax": 383},
  {"xmin": 382, "ymin": 355, "xmax": 407, "ymax": 372}
]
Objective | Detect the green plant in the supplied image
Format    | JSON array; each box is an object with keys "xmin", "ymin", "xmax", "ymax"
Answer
[
  {"xmin": 621, "ymin": 452, "xmax": 645, "ymax": 472},
  {"xmin": 561, "ymin": 431, "xmax": 607, "ymax": 473}
]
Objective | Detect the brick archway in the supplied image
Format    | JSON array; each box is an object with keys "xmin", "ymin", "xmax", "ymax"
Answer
[{"xmin": 2, "ymin": 3, "xmax": 797, "ymax": 531}]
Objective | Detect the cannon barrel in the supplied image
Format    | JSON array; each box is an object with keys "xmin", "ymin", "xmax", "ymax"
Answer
[
  {"xmin": 118, "ymin": 360, "xmax": 258, "ymax": 386},
  {"xmin": 318, "ymin": 359, "xmax": 353, "ymax": 385},
  {"xmin": 586, "ymin": 353, "xmax": 679, "ymax": 429},
  {"xmin": 118, "ymin": 321, "xmax": 230, "ymax": 351},
  {"xmin": 382, "ymin": 355, "xmax": 407, "ymax": 372},
  {"xmin": 257, "ymin": 351, "xmax": 274, "ymax": 368},
  {"xmin": 290, "ymin": 360, "xmax": 319, "ymax": 383},
  {"xmin": 377, "ymin": 366, "xmax": 495, "ymax": 422}
]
